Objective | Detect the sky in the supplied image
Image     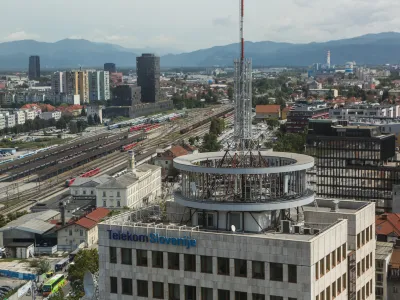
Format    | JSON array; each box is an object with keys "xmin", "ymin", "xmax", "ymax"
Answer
[{"xmin": 2, "ymin": 0, "xmax": 400, "ymax": 52}]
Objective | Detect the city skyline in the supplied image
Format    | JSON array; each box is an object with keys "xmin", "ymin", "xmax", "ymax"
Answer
[{"xmin": 2, "ymin": 0, "xmax": 400, "ymax": 52}]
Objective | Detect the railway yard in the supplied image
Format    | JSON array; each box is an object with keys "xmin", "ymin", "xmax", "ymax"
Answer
[{"xmin": 0, "ymin": 105, "xmax": 234, "ymax": 214}]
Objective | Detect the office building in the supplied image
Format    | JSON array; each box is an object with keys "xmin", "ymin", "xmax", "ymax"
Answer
[
  {"xmin": 286, "ymin": 100, "xmax": 329, "ymax": 133},
  {"xmin": 136, "ymin": 54, "xmax": 160, "ymax": 103},
  {"xmin": 104, "ymin": 63, "xmax": 116, "ymax": 73},
  {"xmin": 307, "ymin": 119, "xmax": 399, "ymax": 211},
  {"xmin": 88, "ymin": 71, "xmax": 111, "ymax": 101},
  {"xmin": 28, "ymin": 55, "xmax": 40, "ymax": 79}
]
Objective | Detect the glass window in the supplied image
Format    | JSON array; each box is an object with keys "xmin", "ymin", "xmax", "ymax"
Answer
[
  {"xmin": 337, "ymin": 246, "xmax": 341, "ymax": 264},
  {"xmin": 332, "ymin": 282, "xmax": 336, "ymax": 298},
  {"xmin": 103, "ymin": 191, "xmax": 106, "ymax": 197},
  {"xmin": 69, "ymin": 229, "xmax": 72, "ymax": 236},
  {"xmin": 337, "ymin": 277, "xmax": 341, "ymax": 294},
  {"xmin": 342, "ymin": 243, "xmax": 346, "ymax": 260},
  {"xmin": 152, "ymin": 251, "xmax": 164, "ymax": 268},
  {"xmin": 201, "ymin": 287, "xmax": 213, "ymax": 300},
  {"xmin": 117, "ymin": 191, "xmax": 120, "ymax": 197},
  {"xmin": 326, "ymin": 254, "xmax": 330, "ymax": 272},
  {"xmin": 168, "ymin": 252, "xmax": 180, "ymax": 270},
  {"xmin": 169, "ymin": 283, "xmax": 180, "ymax": 300},
  {"xmin": 218, "ymin": 257, "xmax": 230, "ymax": 275},
  {"xmin": 252, "ymin": 294, "xmax": 265, "ymax": 300},
  {"xmin": 121, "ymin": 278, "xmax": 132, "ymax": 295},
  {"xmin": 252, "ymin": 261, "xmax": 265, "ymax": 279},
  {"xmin": 110, "ymin": 277, "xmax": 117, "ymax": 294},
  {"xmin": 331, "ymin": 250, "xmax": 336, "ymax": 267},
  {"xmin": 229, "ymin": 213, "xmax": 241, "ymax": 230},
  {"xmin": 218, "ymin": 289, "xmax": 230, "ymax": 300},
  {"xmin": 201, "ymin": 256, "xmax": 213, "ymax": 274},
  {"xmin": 235, "ymin": 259, "xmax": 247, "ymax": 277},
  {"xmin": 153, "ymin": 281, "xmax": 164, "ymax": 299},
  {"xmin": 121, "ymin": 248, "xmax": 132, "ymax": 265},
  {"xmin": 343, "ymin": 273, "xmax": 347, "ymax": 290},
  {"xmin": 137, "ymin": 249, "xmax": 147, "ymax": 267},
  {"xmin": 357, "ymin": 233, "xmax": 360, "ymax": 248},
  {"xmin": 83, "ymin": 190, "xmax": 86, "ymax": 195},
  {"xmin": 235, "ymin": 291, "xmax": 247, "ymax": 300},
  {"xmin": 270, "ymin": 263, "xmax": 283, "ymax": 281},
  {"xmin": 315, "ymin": 262, "xmax": 319, "ymax": 280},
  {"xmin": 117, "ymin": 201, "xmax": 121, "ymax": 207},
  {"xmin": 184, "ymin": 254, "xmax": 196, "ymax": 272},
  {"xmin": 185, "ymin": 285, "xmax": 196, "ymax": 300},
  {"xmin": 137, "ymin": 280, "xmax": 148, "ymax": 297},
  {"xmin": 288, "ymin": 264, "xmax": 297, "ymax": 283},
  {"xmin": 80, "ymin": 229, "xmax": 83, "ymax": 236},
  {"xmin": 103, "ymin": 200, "xmax": 106, "ymax": 207},
  {"xmin": 320, "ymin": 258, "xmax": 325, "ymax": 277},
  {"xmin": 326, "ymin": 286, "xmax": 331, "ymax": 300},
  {"xmin": 110, "ymin": 247, "xmax": 117, "ymax": 264}
]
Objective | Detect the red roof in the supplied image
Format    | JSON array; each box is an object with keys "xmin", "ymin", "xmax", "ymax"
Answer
[
  {"xmin": 85, "ymin": 207, "xmax": 110, "ymax": 222},
  {"xmin": 168, "ymin": 145, "xmax": 188, "ymax": 158},
  {"xmin": 75, "ymin": 217, "xmax": 98, "ymax": 230},
  {"xmin": 376, "ymin": 214, "xmax": 400, "ymax": 237},
  {"xmin": 255, "ymin": 105, "xmax": 281, "ymax": 114}
]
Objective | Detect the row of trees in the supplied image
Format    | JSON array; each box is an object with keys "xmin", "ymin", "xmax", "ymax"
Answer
[
  {"xmin": 209, "ymin": 118, "xmax": 225, "ymax": 136},
  {"xmin": 265, "ymin": 125, "xmax": 307, "ymax": 154}
]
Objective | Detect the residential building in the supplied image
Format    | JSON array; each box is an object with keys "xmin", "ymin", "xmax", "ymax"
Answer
[
  {"xmin": 309, "ymin": 89, "xmax": 338, "ymax": 98},
  {"xmin": 28, "ymin": 55, "xmax": 40, "ymax": 79},
  {"xmin": 96, "ymin": 151, "xmax": 162, "ymax": 209},
  {"xmin": 282, "ymin": 106, "xmax": 291, "ymax": 120},
  {"xmin": 376, "ymin": 213, "xmax": 400, "ymax": 243},
  {"xmin": 104, "ymin": 63, "xmax": 116, "ymax": 73},
  {"xmin": 286, "ymin": 99, "xmax": 329, "ymax": 133},
  {"xmin": 0, "ymin": 92, "xmax": 15, "ymax": 106},
  {"xmin": 136, "ymin": 53, "xmax": 160, "ymax": 103},
  {"xmin": 154, "ymin": 145, "xmax": 189, "ymax": 177},
  {"xmin": 308, "ymin": 80, "xmax": 322, "ymax": 90},
  {"xmin": 51, "ymin": 71, "xmax": 65, "ymax": 94},
  {"xmin": 0, "ymin": 114, "xmax": 5, "ymax": 130},
  {"xmin": 57, "ymin": 207, "xmax": 110, "ymax": 251},
  {"xmin": 88, "ymin": 71, "xmax": 110, "ymax": 101},
  {"xmin": 307, "ymin": 119, "xmax": 398, "ymax": 211},
  {"xmin": 23, "ymin": 110, "xmax": 36, "ymax": 121},
  {"xmin": 255, "ymin": 104, "xmax": 281, "ymax": 119},
  {"xmin": 330, "ymin": 104, "xmax": 400, "ymax": 120},
  {"xmin": 97, "ymin": 197, "xmax": 374, "ymax": 300},
  {"xmin": 40, "ymin": 111, "xmax": 62, "ymax": 121},
  {"xmin": 375, "ymin": 241, "xmax": 393, "ymax": 300},
  {"xmin": 388, "ymin": 245, "xmax": 400, "ymax": 300},
  {"xmin": 74, "ymin": 71, "xmax": 89, "ymax": 103},
  {"xmin": 14, "ymin": 111, "xmax": 25, "ymax": 125},
  {"xmin": 5, "ymin": 114, "xmax": 15, "ymax": 128}
]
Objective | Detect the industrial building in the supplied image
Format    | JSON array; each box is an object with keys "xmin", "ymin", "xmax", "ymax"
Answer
[
  {"xmin": 307, "ymin": 119, "xmax": 398, "ymax": 211},
  {"xmin": 136, "ymin": 54, "xmax": 160, "ymax": 103}
]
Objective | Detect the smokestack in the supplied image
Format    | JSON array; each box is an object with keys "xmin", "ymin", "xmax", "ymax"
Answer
[
  {"xmin": 127, "ymin": 150, "xmax": 135, "ymax": 173},
  {"xmin": 327, "ymin": 50, "xmax": 331, "ymax": 68}
]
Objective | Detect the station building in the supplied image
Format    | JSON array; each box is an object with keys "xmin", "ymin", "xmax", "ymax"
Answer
[{"xmin": 97, "ymin": 150, "xmax": 375, "ymax": 300}]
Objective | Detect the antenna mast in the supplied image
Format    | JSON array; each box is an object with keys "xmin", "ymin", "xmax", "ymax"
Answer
[{"xmin": 233, "ymin": 0, "xmax": 252, "ymax": 151}]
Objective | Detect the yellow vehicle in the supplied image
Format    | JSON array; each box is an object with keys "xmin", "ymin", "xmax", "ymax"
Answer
[{"xmin": 46, "ymin": 271, "xmax": 54, "ymax": 278}]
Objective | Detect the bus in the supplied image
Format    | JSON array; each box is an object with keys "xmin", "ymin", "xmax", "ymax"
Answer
[
  {"xmin": 55, "ymin": 257, "xmax": 69, "ymax": 272},
  {"xmin": 42, "ymin": 274, "xmax": 67, "ymax": 297}
]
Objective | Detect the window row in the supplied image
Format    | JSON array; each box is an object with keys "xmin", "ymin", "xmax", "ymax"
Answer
[
  {"xmin": 315, "ymin": 243, "xmax": 347, "ymax": 280},
  {"xmin": 357, "ymin": 279, "xmax": 373, "ymax": 300},
  {"xmin": 102, "ymin": 191, "xmax": 121, "ymax": 197},
  {"xmin": 110, "ymin": 248, "xmax": 297, "ymax": 282},
  {"xmin": 357, "ymin": 225, "xmax": 373, "ymax": 249},
  {"xmin": 357, "ymin": 253, "xmax": 373, "ymax": 278},
  {"xmin": 110, "ymin": 278, "xmax": 296, "ymax": 300},
  {"xmin": 316, "ymin": 273, "xmax": 347, "ymax": 300}
]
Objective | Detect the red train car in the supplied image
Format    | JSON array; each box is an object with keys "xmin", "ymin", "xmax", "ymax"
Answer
[
  {"xmin": 65, "ymin": 168, "xmax": 101, "ymax": 186},
  {"xmin": 121, "ymin": 142, "xmax": 138, "ymax": 152}
]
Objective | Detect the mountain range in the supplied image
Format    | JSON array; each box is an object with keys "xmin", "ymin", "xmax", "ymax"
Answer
[{"xmin": 1, "ymin": 32, "xmax": 400, "ymax": 70}]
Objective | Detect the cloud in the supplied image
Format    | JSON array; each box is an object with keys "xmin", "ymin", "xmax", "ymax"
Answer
[
  {"xmin": 212, "ymin": 16, "xmax": 234, "ymax": 27},
  {"xmin": 3, "ymin": 31, "xmax": 39, "ymax": 41},
  {"xmin": 104, "ymin": 35, "xmax": 136, "ymax": 42}
]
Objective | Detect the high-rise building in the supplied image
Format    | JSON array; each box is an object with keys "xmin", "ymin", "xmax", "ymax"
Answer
[
  {"xmin": 88, "ymin": 71, "xmax": 111, "ymax": 101},
  {"xmin": 104, "ymin": 63, "xmax": 116, "ymax": 73},
  {"xmin": 51, "ymin": 72, "xmax": 65, "ymax": 95},
  {"xmin": 306, "ymin": 119, "xmax": 398, "ymax": 211},
  {"xmin": 28, "ymin": 56, "xmax": 40, "ymax": 79},
  {"xmin": 136, "ymin": 53, "xmax": 160, "ymax": 103},
  {"xmin": 74, "ymin": 71, "xmax": 89, "ymax": 103}
]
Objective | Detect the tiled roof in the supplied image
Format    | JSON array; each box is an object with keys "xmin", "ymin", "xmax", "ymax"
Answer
[
  {"xmin": 376, "ymin": 214, "xmax": 400, "ymax": 237},
  {"xmin": 75, "ymin": 217, "xmax": 98, "ymax": 230},
  {"xmin": 86, "ymin": 207, "xmax": 110, "ymax": 222},
  {"xmin": 169, "ymin": 145, "xmax": 188, "ymax": 158},
  {"xmin": 255, "ymin": 105, "xmax": 281, "ymax": 114}
]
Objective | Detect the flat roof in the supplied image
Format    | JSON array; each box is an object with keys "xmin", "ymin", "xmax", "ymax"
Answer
[{"xmin": 376, "ymin": 241, "xmax": 393, "ymax": 260}]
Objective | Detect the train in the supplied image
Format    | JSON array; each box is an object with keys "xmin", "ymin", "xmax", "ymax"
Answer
[
  {"xmin": 17, "ymin": 151, "xmax": 36, "ymax": 159},
  {"xmin": 121, "ymin": 142, "xmax": 138, "ymax": 152},
  {"xmin": 179, "ymin": 107, "xmax": 234, "ymax": 134},
  {"xmin": 65, "ymin": 167, "xmax": 101, "ymax": 187},
  {"xmin": 0, "ymin": 158, "xmax": 14, "ymax": 165},
  {"xmin": 107, "ymin": 117, "xmax": 148, "ymax": 130},
  {"xmin": 129, "ymin": 124, "xmax": 152, "ymax": 132}
]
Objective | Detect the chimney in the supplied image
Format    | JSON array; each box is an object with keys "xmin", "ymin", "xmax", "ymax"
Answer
[{"xmin": 381, "ymin": 214, "xmax": 388, "ymax": 220}]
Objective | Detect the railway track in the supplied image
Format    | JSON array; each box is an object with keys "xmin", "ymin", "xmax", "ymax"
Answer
[{"xmin": 0, "ymin": 118, "xmax": 216, "ymax": 214}]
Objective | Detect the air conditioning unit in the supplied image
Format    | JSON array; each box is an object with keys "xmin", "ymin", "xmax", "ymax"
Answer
[
  {"xmin": 293, "ymin": 225, "xmax": 302, "ymax": 234},
  {"xmin": 313, "ymin": 228, "xmax": 321, "ymax": 235},
  {"xmin": 303, "ymin": 228, "xmax": 311, "ymax": 235}
]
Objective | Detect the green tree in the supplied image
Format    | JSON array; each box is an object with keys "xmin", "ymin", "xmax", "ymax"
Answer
[
  {"xmin": 68, "ymin": 249, "xmax": 99, "ymax": 295},
  {"xmin": 188, "ymin": 137, "xmax": 195, "ymax": 145},
  {"xmin": 37, "ymin": 259, "xmax": 51, "ymax": 274},
  {"xmin": 266, "ymin": 118, "xmax": 280, "ymax": 130},
  {"xmin": 87, "ymin": 115, "xmax": 94, "ymax": 125},
  {"xmin": 201, "ymin": 133, "xmax": 222, "ymax": 152},
  {"xmin": 56, "ymin": 117, "xmax": 67, "ymax": 130},
  {"xmin": 93, "ymin": 113, "xmax": 100, "ymax": 124},
  {"xmin": 81, "ymin": 107, "xmax": 87, "ymax": 116},
  {"xmin": 69, "ymin": 121, "xmax": 78, "ymax": 134},
  {"xmin": 48, "ymin": 289, "xmax": 64, "ymax": 299}
]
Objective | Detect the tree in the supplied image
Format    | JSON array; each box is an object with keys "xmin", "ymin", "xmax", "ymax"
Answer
[
  {"xmin": 93, "ymin": 113, "xmax": 100, "ymax": 124},
  {"xmin": 69, "ymin": 121, "xmax": 79, "ymax": 134},
  {"xmin": 201, "ymin": 133, "xmax": 222, "ymax": 152},
  {"xmin": 209, "ymin": 118, "xmax": 225, "ymax": 136},
  {"xmin": 56, "ymin": 117, "xmax": 67, "ymax": 130},
  {"xmin": 36, "ymin": 259, "xmax": 51, "ymax": 275},
  {"xmin": 266, "ymin": 118, "xmax": 280, "ymax": 130},
  {"xmin": 81, "ymin": 107, "xmax": 87, "ymax": 116},
  {"xmin": 87, "ymin": 115, "xmax": 94, "ymax": 126},
  {"xmin": 48, "ymin": 289, "xmax": 64, "ymax": 300},
  {"xmin": 68, "ymin": 249, "xmax": 99, "ymax": 295},
  {"xmin": 188, "ymin": 137, "xmax": 196, "ymax": 145}
]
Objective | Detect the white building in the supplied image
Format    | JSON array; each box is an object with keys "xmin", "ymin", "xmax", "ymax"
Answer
[
  {"xmin": 375, "ymin": 241, "xmax": 393, "ymax": 300},
  {"xmin": 51, "ymin": 71, "xmax": 65, "ymax": 94},
  {"xmin": 69, "ymin": 175, "xmax": 113, "ymax": 199},
  {"xmin": 87, "ymin": 105, "xmax": 103, "ymax": 123},
  {"xmin": 98, "ymin": 197, "xmax": 375, "ymax": 300},
  {"xmin": 96, "ymin": 151, "xmax": 161, "ymax": 209},
  {"xmin": 0, "ymin": 114, "xmax": 5, "ymax": 130},
  {"xmin": 330, "ymin": 104, "xmax": 400, "ymax": 120},
  {"xmin": 23, "ymin": 110, "xmax": 36, "ymax": 121},
  {"xmin": 88, "ymin": 71, "xmax": 111, "ymax": 101},
  {"xmin": 5, "ymin": 114, "xmax": 15, "ymax": 128},
  {"xmin": 14, "ymin": 111, "xmax": 25, "ymax": 125},
  {"xmin": 40, "ymin": 111, "xmax": 62, "ymax": 121}
]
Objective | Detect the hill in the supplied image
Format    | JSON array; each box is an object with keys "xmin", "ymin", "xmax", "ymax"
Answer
[{"xmin": 1, "ymin": 32, "xmax": 400, "ymax": 69}]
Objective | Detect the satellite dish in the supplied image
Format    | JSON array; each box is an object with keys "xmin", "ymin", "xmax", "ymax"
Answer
[
  {"xmin": 83, "ymin": 271, "xmax": 95, "ymax": 298},
  {"xmin": 231, "ymin": 225, "xmax": 236, "ymax": 232}
]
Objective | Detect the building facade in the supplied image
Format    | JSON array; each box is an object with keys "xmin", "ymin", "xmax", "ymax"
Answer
[
  {"xmin": 40, "ymin": 111, "xmax": 62, "ymax": 121},
  {"xmin": 255, "ymin": 105, "xmax": 282, "ymax": 120},
  {"xmin": 88, "ymin": 71, "xmax": 111, "ymax": 101},
  {"xmin": 74, "ymin": 71, "xmax": 90, "ymax": 103},
  {"xmin": 286, "ymin": 100, "xmax": 329, "ymax": 133},
  {"xmin": 136, "ymin": 54, "xmax": 160, "ymax": 103},
  {"xmin": 330, "ymin": 105, "xmax": 400, "ymax": 120},
  {"xmin": 104, "ymin": 63, "xmax": 116, "ymax": 73},
  {"xmin": 28, "ymin": 55, "xmax": 40, "ymax": 79},
  {"xmin": 14, "ymin": 111, "xmax": 25, "ymax": 125}
]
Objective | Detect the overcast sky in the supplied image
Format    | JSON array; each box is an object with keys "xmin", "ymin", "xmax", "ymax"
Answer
[{"xmin": 2, "ymin": 0, "xmax": 400, "ymax": 52}]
